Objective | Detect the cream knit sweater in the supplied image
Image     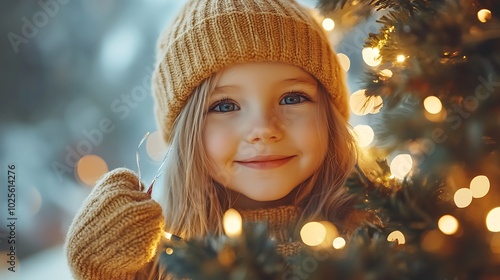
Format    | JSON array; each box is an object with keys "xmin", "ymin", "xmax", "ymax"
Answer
[{"xmin": 64, "ymin": 168, "xmax": 305, "ymax": 280}]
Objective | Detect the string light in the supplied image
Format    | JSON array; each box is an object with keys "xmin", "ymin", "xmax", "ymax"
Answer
[
  {"xmin": 75, "ymin": 154, "xmax": 109, "ymax": 187},
  {"xmin": 423, "ymin": 96, "xmax": 443, "ymax": 114},
  {"xmin": 477, "ymin": 9, "xmax": 492, "ymax": 23},
  {"xmin": 387, "ymin": 230, "xmax": 406, "ymax": 244},
  {"xmin": 379, "ymin": 69, "xmax": 393, "ymax": 78},
  {"xmin": 438, "ymin": 215, "xmax": 459, "ymax": 235},
  {"xmin": 333, "ymin": 237, "xmax": 346, "ymax": 249},
  {"xmin": 353, "ymin": 125, "xmax": 374, "ymax": 147},
  {"xmin": 322, "ymin": 18, "xmax": 335, "ymax": 31},
  {"xmin": 396, "ymin": 55, "xmax": 406, "ymax": 63},
  {"xmin": 389, "ymin": 154, "xmax": 413, "ymax": 180},
  {"xmin": 362, "ymin": 47, "xmax": 382, "ymax": 67},
  {"xmin": 300, "ymin": 222, "xmax": 327, "ymax": 246},
  {"xmin": 469, "ymin": 175, "xmax": 490, "ymax": 198},
  {"xmin": 223, "ymin": 209, "xmax": 242, "ymax": 238},
  {"xmin": 486, "ymin": 207, "xmax": 500, "ymax": 232},
  {"xmin": 337, "ymin": 53, "xmax": 351, "ymax": 72},
  {"xmin": 454, "ymin": 188, "xmax": 473, "ymax": 208}
]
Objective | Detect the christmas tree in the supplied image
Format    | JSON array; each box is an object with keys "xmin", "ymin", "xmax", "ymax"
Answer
[{"xmin": 158, "ymin": 0, "xmax": 500, "ymax": 279}]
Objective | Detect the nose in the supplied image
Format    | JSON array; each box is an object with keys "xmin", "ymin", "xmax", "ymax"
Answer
[{"xmin": 245, "ymin": 110, "xmax": 284, "ymax": 144}]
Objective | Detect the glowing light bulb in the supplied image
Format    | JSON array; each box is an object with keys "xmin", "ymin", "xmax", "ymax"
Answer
[
  {"xmin": 389, "ymin": 154, "xmax": 413, "ymax": 180},
  {"xmin": 223, "ymin": 209, "xmax": 242, "ymax": 237},
  {"xmin": 322, "ymin": 18, "xmax": 335, "ymax": 31},
  {"xmin": 423, "ymin": 96, "xmax": 443, "ymax": 114},
  {"xmin": 470, "ymin": 175, "xmax": 490, "ymax": 198},
  {"xmin": 379, "ymin": 69, "xmax": 393, "ymax": 78},
  {"xmin": 333, "ymin": 237, "xmax": 346, "ymax": 249},
  {"xmin": 337, "ymin": 53, "xmax": 351, "ymax": 72},
  {"xmin": 396, "ymin": 55, "xmax": 406, "ymax": 63},
  {"xmin": 165, "ymin": 248, "xmax": 174, "ymax": 255},
  {"xmin": 438, "ymin": 215, "xmax": 459, "ymax": 235},
  {"xmin": 387, "ymin": 230, "xmax": 406, "ymax": 244},
  {"xmin": 362, "ymin": 47, "xmax": 382, "ymax": 67},
  {"xmin": 454, "ymin": 188, "xmax": 473, "ymax": 208},
  {"xmin": 486, "ymin": 207, "xmax": 500, "ymax": 232},
  {"xmin": 300, "ymin": 222, "xmax": 327, "ymax": 246},
  {"xmin": 353, "ymin": 125, "xmax": 375, "ymax": 147},
  {"xmin": 75, "ymin": 154, "xmax": 109, "ymax": 187},
  {"xmin": 477, "ymin": 9, "xmax": 492, "ymax": 23}
]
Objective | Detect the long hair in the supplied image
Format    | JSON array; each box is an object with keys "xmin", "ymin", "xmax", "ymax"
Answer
[{"xmin": 144, "ymin": 72, "xmax": 358, "ymax": 280}]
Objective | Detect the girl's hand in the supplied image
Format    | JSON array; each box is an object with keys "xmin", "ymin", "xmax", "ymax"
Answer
[{"xmin": 64, "ymin": 168, "xmax": 165, "ymax": 280}]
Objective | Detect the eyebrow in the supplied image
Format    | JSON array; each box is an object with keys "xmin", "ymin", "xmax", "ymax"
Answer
[{"xmin": 212, "ymin": 77, "xmax": 318, "ymax": 94}]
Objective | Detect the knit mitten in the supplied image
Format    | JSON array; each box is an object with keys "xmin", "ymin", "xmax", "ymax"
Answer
[{"xmin": 64, "ymin": 168, "xmax": 165, "ymax": 280}]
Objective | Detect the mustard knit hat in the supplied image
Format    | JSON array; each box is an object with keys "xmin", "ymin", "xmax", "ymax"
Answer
[{"xmin": 152, "ymin": 0, "xmax": 349, "ymax": 143}]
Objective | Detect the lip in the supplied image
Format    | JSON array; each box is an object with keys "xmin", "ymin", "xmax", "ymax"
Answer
[{"xmin": 235, "ymin": 155, "xmax": 295, "ymax": 170}]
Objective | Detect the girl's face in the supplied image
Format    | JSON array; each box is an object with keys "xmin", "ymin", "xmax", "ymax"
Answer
[{"xmin": 202, "ymin": 62, "xmax": 328, "ymax": 203}]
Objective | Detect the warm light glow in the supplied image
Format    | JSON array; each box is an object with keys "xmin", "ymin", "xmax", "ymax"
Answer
[
  {"xmin": 146, "ymin": 130, "xmax": 169, "ymax": 162},
  {"xmin": 165, "ymin": 248, "xmax": 174, "ymax": 255},
  {"xmin": 379, "ymin": 69, "xmax": 393, "ymax": 78},
  {"xmin": 353, "ymin": 125, "xmax": 375, "ymax": 147},
  {"xmin": 362, "ymin": 47, "xmax": 382, "ymax": 67},
  {"xmin": 470, "ymin": 175, "xmax": 490, "ymax": 198},
  {"xmin": 322, "ymin": 18, "xmax": 335, "ymax": 31},
  {"xmin": 477, "ymin": 9, "xmax": 492, "ymax": 23},
  {"xmin": 486, "ymin": 207, "xmax": 500, "ymax": 232},
  {"xmin": 300, "ymin": 222, "xmax": 327, "ymax": 246},
  {"xmin": 223, "ymin": 209, "xmax": 242, "ymax": 237},
  {"xmin": 396, "ymin": 55, "xmax": 406, "ymax": 63},
  {"xmin": 337, "ymin": 53, "xmax": 351, "ymax": 72},
  {"xmin": 75, "ymin": 154, "xmax": 109, "ymax": 186},
  {"xmin": 333, "ymin": 237, "xmax": 346, "ymax": 249},
  {"xmin": 350, "ymin": 89, "xmax": 383, "ymax": 115},
  {"xmin": 454, "ymin": 188, "xmax": 473, "ymax": 208},
  {"xmin": 164, "ymin": 232, "xmax": 173, "ymax": 240},
  {"xmin": 389, "ymin": 154, "xmax": 413, "ymax": 180},
  {"xmin": 438, "ymin": 215, "xmax": 459, "ymax": 235},
  {"xmin": 421, "ymin": 230, "xmax": 445, "ymax": 253},
  {"xmin": 387, "ymin": 230, "xmax": 406, "ymax": 244},
  {"xmin": 423, "ymin": 96, "xmax": 443, "ymax": 114}
]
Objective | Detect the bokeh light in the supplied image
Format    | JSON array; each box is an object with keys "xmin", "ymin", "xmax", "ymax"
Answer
[
  {"xmin": 353, "ymin": 125, "xmax": 375, "ymax": 147},
  {"xmin": 396, "ymin": 54, "xmax": 406, "ymax": 63},
  {"xmin": 491, "ymin": 234, "xmax": 500, "ymax": 254},
  {"xmin": 387, "ymin": 230, "xmax": 406, "ymax": 244},
  {"xmin": 322, "ymin": 18, "xmax": 335, "ymax": 31},
  {"xmin": 379, "ymin": 69, "xmax": 393, "ymax": 78},
  {"xmin": 390, "ymin": 154, "xmax": 413, "ymax": 180},
  {"xmin": 423, "ymin": 96, "xmax": 443, "ymax": 114},
  {"xmin": 470, "ymin": 175, "xmax": 490, "ymax": 198},
  {"xmin": 146, "ymin": 130, "xmax": 169, "ymax": 162},
  {"xmin": 438, "ymin": 215, "xmax": 459, "ymax": 235},
  {"xmin": 454, "ymin": 188, "xmax": 473, "ymax": 208},
  {"xmin": 421, "ymin": 230, "xmax": 446, "ymax": 253},
  {"xmin": 75, "ymin": 154, "xmax": 109, "ymax": 187},
  {"xmin": 223, "ymin": 208, "xmax": 242, "ymax": 237},
  {"xmin": 350, "ymin": 89, "xmax": 383, "ymax": 115},
  {"xmin": 477, "ymin": 9, "xmax": 492, "ymax": 23},
  {"xmin": 486, "ymin": 207, "xmax": 500, "ymax": 232},
  {"xmin": 337, "ymin": 53, "xmax": 351, "ymax": 72},
  {"xmin": 362, "ymin": 47, "xmax": 381, "ymax": 67},
  {"xmin": 333, "ymin": 237, "xmax": 346, "ymax": 249},
  {"xmin": 301, "ymin": 222, "xmax": 327, "ymax": 246}
]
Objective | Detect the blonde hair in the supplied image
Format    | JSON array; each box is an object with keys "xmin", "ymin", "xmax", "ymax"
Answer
[{"xmin": 145, "ymin": 71, "xmax": 358, "ymax": 280}]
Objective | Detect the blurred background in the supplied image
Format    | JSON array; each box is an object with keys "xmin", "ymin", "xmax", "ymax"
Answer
[{"xmin": 0, "ymin": 0, "xmax": 375, "ymax": 278}]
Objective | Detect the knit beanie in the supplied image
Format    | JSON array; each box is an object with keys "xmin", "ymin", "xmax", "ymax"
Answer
[{"xmin": 152, "ymin": 0, "xmax": 349, "ymax": 143}]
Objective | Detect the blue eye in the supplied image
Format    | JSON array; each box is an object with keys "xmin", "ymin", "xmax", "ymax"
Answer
[
  {"xmin": 280, "ymin": 92, "xmax": 310, "ymax": 105},
  {"xmin": 209, "ymin": 98, "xmax": 240, "ymax": 112}
]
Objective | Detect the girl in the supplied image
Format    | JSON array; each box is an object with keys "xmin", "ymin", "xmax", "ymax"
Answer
[{"xmin": 64, "ymin": 0, "xmax": 365, "ymax": 279}]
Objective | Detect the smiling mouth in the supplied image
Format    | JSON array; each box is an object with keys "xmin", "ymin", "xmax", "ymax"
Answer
[{"xmin": 235, "ymin": 155, "xmax": 295, "ymax": 170}]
